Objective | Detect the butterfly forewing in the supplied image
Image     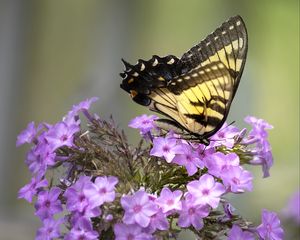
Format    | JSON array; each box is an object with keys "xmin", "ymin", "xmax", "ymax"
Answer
[{"xmin": 179, "ymin": 15, "xmax": 247, "ymax": 95}]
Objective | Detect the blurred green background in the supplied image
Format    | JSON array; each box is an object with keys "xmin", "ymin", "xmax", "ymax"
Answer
[{"xmin": 0, "ymin": 0, "xmax": 298, "ymax": 239}]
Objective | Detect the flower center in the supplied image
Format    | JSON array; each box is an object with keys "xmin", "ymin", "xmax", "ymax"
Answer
[
  {"xmin": 79, "ymin": 194, "xmax": 85, "ymax": 202},
  {"xmin": 218, "ymin": 132, "xmax": 225, "ymax": 138},
  {"xmin": 162, "ymin": 145, "xmax": 170, "ymax": 153},
  {"xmin": 142, "ymin": 120, "xmax": 150, "ymax": 125},
  {"xmin": 188, "ymin": 207, "xmax": 195, "ymax": 215},
  {"xmin": 266, "ymin": 223, "xmax": 272, "ymax": 232},
  {"xmin": 167, "ymin": 199, "xmax": 174, "ymax": 206},
  {"xmin": 202, "ymin": 189, "xmax": 210, "ymax": 196},
  {"xmin": 99, "ymin": 187, "xmax": 107, "ymax": 194},
  {"xmin": 186, "ymin": 155, "xmax": 192, "ymax": 162},
  {"xmin": 127, "ymin": 234, "xmax": 134, "ymax": 240},
  {"xmin": 79, "ymin": 235, "xmax": 85, "ymax": 240},
  {"xmin": 60, "ymin": 134, "xmax": 68, "ymax": 142},
  {"xmin": 45, "ymin": 200, "xmax": 51, "ymax": 208},
  {"xmin": 133, "ymin": 204, "xmax": 142, "ymax": 213},
  {"xmin": 232, "ymin": 177, "xmax": 240, "ymax": 185}
]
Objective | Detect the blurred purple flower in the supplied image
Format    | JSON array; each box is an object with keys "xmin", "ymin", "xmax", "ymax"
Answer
[
  {"xmin": 228, "ymin": 225, "xmax": 255, "ymax": 240},
  {"xmin": 34, "ymin": 187, "xmax": 63, "ymax": 220},
  {"xmin": 45, "ymin": 122, "xmax": 79, "ymax": 150},
  {"xmin": 65, "ymin": 217, "xmax": 99, "ymax": 240},
  {"xmin": 83, "ymin": 176, "xmax": 118, "ymax": 208},
  {"xmin": 282, "ymin": 190, "xmax": 300, "ymax": 224},
  {"xmin": 16, "ymin": 121, "xmax": 39, "ymax": 146},
  {"xmin": 222, "ymin": 166, "xmax": 253, "ymax": 193},
  {"xmin": 210, "ymin": 123, "xmax": 240, "ymax": 148},
  {"xmin": 178, "ymin": 196, "xmax": 210, "ymax": 230},
  {"xmin": 245, "ymin": 116, "xmax": 273, "ymax": 138},
  {"xmin": 173, "ymin": 143, "xmax": 204, "ymax": 176},
  {"xmin": 222, "ymin": 201, "xmax": 235, "ymax": 221},
  {"xmin": 187, "ymin": 174, "xmax": 225, "ymax": 208},
  {"xmin": 121, "ymin": 189, "xmax": 158, "ymax": 228},
  {"xmin": 114, "ymin": 223, "xmax": 153, "ymax": 240},
  {"xmin": 245, "ymin": 116, "xmax": 274, "ymax": 178},
  {"xmin": 128, "ymin": 114, "xmax": 158, "ymax": 135},
  {"xmin": 155, "ymin": 187, "xmax": 182, "ymax": 214},
  {"xmin": 256, "ymin": 209, "xmax": 284, "ymax": 240},
  {"xmin": 205, "ymin": 152, "xmax": 239, "ymax": 178},
  {"xmin": 36, "ymin": 218, "xmax": 64, "ymax": 240},
  {"xmin": 145, "ymin": 209, "xmax": 169, "ymax": 233},
  {"xmin": 150, "ymin": 134, "xmax": 182, "ymax": 163},
  {"xmin": 71, "ymin": 97, "xmax": 99, "ymax": 113},
  {"xmin": 18, "ymin": 174, "xmax": 48, "ymax": 202}
]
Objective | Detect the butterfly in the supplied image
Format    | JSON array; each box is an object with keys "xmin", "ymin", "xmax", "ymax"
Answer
[{"xmin": 120, "ymin": 15, "xmax": 248, "ymax": 145}]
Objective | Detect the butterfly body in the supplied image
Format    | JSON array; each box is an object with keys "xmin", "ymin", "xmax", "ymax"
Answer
[{"xmin": 120, "ymin": 15, "xmax": 248, "ymax": 145}]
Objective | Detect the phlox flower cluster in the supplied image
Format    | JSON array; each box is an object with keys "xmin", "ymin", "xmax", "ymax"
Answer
[{"xmin": 17, "ymin": 98, "xmax": 284, "ymax": 240}]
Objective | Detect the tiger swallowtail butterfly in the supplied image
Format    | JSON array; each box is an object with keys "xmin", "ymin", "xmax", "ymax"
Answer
[{"xmin": 120, "ymin": 15, "xmax": 248, "ymax": 145}]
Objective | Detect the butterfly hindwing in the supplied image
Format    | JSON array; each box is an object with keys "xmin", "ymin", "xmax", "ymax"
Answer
[
  {"xmin": 150, "ymin": 62, "xmax": 234, "ymax": 138},
  {"xmin": 120, "ymin": 15, "xmax": 248, "ymax": 142}
]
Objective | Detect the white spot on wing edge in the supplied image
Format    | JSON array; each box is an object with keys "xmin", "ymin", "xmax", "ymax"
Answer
[
  {"xmin": 167, "ymin": 58, "xmax": 175, "ymax": 64},
  {"xmin": 152, "ymin": 58, "xmax": 158, "ymax": 66}
]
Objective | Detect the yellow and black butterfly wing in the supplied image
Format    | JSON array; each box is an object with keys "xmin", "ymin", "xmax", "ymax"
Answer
[
  {"xmin": 148, "ymin": 61, "xmax": 236, "ymax": 139},
  {"xmin": 179, "ymin": 15, "xmax": 247, "ymax": 96},
  {"xmin": 120, "ymin": 15, "xmax": 248, "ymax": 142}
]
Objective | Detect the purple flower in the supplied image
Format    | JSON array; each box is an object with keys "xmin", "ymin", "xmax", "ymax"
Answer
[
  {"xmin": 65, "ymin": 217, "xmax": 99, "ymax": 240},
  {"xmin": 128, "ymin": 114, "xmax": 158, "ymax": 135},
  {"xmin": 26, "ymin": 143, "xmax": 56, "ymax": 175},
  {"xmin": 45, "ymin": 122, "xmax": 79, "ymax": 150},
  {"xmin": 146, "ymin": 209, "xmax": 169, "ymax": 233},
  {"xmin": 250, "ymin": 143, "xmax": 273, "ymax": 178},
  {"xmin": 256, "ymin": 209, "xmax": 284, "ymax": 240},
  {"xmin": 121, "ymin": 189, "xmax": 158, "ymax": 228},
  {"xmin": 221, "ymin": 166, "xmax": 253, "ymax": 193},
  {"xmin": 114, "ymin": 223, "xmax": 153, "ymax": 240},
  {"xmin": 18, "ymin": 174, "xmax": 48, "ymax": 202},
  {"xmin": 205, "ymin": 152, "xmax": 240, "ymax": 178},
  {"xmin": 172, "ymin": 143, "xmax": 204, "ymax": 176},
  {"xmin": 187, "ymin": 174, "xmax": 225, "ymax": 208},
  {"xmin": 83, "ymin": 176, "xmax": 118, "ymax": 208},
  {"xmin": 71, "ymin": 97, "xmax": 99, "ymax": 113},
  {"xmin": 150, "ymin": 134, "xmax": 182, "ymax": 163},
  {"xmin": 34, "ymin": 187, "xmax": 63, "ymax": 220},
  {"xmin": 228, "ymin": 225, "xmax": 255, "ymax": 240},
  {"xmin": 178, "ymin": 196, "xmax": 210, "ymax": 230},
  {"xmin": 16, "ymin": 122, "xmax": 38, "ymax": 146},
  {"xmin": 36, "ymin": 218, "xmax": 64, "ymax": 240},
  {"xmin": 64, "ymin": 176, "xmax": 101, "ymax": 218},
  {"xmin": 155, "ymin": 187, "xmax": 182, "ymax": 214},
  {"xmin": 282, "ymin": 190, "xmax": 300, "ymax": 224},
  {"xmin": 244, "ymin": 116, "xmax": 273, "ymax": 138},
  {"xmin": 222, "ymin": 201, "xmax": 235, "ymax": 221},
  {"xmin": 245, "ymin": 116, "xmax": 274, "ymax": 178},
  {"xmin": 197, "ymin": 144, "xmax": 216, "ymax": 162},
  {"xmin": 64, "ymin": 97, "xmax": 99, "ymax": 124},
  {"xmin": 210, "ymin": 123, "xmax": 240, "ymax": 148}
]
